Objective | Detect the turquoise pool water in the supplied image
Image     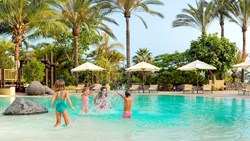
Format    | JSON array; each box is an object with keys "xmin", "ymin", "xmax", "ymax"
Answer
[{"xmin": 0, "ymin": 94, "xmax": 250, "ymax": 141}]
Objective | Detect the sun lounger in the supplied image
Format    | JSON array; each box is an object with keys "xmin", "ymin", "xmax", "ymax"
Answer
[
  {"xmin": 183, "ymin": 84, "xmax": 194, "ymax": 93},
  {"xmin": 148, "ymin": 84, "xmax": 158, "ymax": 93},
  {"xmin": 242, "ymin": 84, "xmax": 250, "ymax": 95},
  {"xmin": 202, "ymin": 84, "xmax": 212, "ymax": 94},
  {"xmin": 129, "ymin": 84, "xmax": 140, "ymax": 93}
]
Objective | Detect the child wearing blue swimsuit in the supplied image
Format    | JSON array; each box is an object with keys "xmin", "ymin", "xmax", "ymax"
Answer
[
  {"xmin": 51, "ymin": 79, "xmax": 75, "ymax": 127},
  {"xmin": 55, "ymin": 91, "xmax": 67, "ymax": 114}
]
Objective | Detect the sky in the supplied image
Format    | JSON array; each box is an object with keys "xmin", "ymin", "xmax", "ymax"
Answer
[
  {"xmin": 105, "ymin": 0, "xmax": 249, "ymax": 63},
  {"xmin": 2, "ymin": 0, "xmax": 248, "ymax": 64}
]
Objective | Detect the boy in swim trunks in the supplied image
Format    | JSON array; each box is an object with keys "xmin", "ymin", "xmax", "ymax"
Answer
[
  {"xmin": 115, "ymin": 90, "xmax": 133, "ymax": 118},
  {"xmin": 51, "ymin": 79, "xmax": 75, "ymax": 127},
  {"xmin": 81, "ymin": 87, "xmax": 95, "ymax": 113}
]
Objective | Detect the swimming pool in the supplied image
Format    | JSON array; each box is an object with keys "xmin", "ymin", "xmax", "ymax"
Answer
[{"xmin": 0, "ymin": 94, "xmax": 250, "ymax": 141}]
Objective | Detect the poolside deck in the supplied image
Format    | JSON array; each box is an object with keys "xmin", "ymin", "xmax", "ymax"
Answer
[{"xmin": 0, "ymin": 90, "xmax": 248, "ymax": 99}]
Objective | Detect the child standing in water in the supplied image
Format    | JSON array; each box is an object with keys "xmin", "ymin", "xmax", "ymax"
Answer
[
  {"xmin": 115, "ymin": 90, "xmax": 133, "ymax": 118},
  {"xmin": 51, "ymin": 79, "xmax": 75, "ymax": 127},
  {"xmin": 81, "ymin": 87, "xmax": 95, "ymax": 113}
]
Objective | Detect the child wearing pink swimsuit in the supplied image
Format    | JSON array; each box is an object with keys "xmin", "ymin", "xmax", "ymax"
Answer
[{"xmin": 81, "ymin": 87, "xmax": 95, "ymax": 113}]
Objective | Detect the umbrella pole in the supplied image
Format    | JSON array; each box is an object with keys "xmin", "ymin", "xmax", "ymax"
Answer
[
  {"xmin": 142, "ymin": 70, "xmax": 145, "ymax": 93},
  {"xmin": 196, "ymin": 70, "xmax": 199, "ymax": 94},
  {"xmin": 87, "ymin": 70, "xmax": 89, "ymax": 87}
]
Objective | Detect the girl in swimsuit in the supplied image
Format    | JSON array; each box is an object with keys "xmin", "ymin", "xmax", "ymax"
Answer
[
  {"xmin": 81, "ymin": 87, "xmax": 95, "ymax": 113},
  {"xmin": 94, "ymin": 87, "xmax": 112, "ymax": 110},
  {"xmin": 51, "ymin": 79, "xmax": 75, "ymax": 127}
]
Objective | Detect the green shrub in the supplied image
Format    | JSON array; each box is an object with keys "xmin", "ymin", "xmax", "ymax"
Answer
[
  {"xmin": 66, "ymin": 85, "xmax": 76, "ymax": 90},
  {"xmin": 23, "ymin": 59, "xmax": 45, "ymax": 83}
]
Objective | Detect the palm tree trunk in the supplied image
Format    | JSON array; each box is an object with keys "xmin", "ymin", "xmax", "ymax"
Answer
[
  {"xmin": 125, "ymin": 16, "xmax": 131, "ymax": 84},
  {"xmin": 241, "ymin": 26, "xmax": 247, "ymax": 82},
  {"xmin": 14, "ymin": 42, "xmax": 20, "ymax": 80},
  {"xmin": 220, "ymin": 14, "xmax": 224, "ymax": 37},
  {"xmin": 74, "ymin": 35, "xmax": 79, "ymax": 83}
]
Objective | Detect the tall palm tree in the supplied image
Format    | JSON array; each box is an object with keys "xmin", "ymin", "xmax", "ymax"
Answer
[
  {"xmin": 172, "ymin": 0, "xmax": 214, "ymax": 35},
  {"xmin": 55, "ymin": 0, "xmax": 117, "ymax": 82},
  {"xmin": 0, "ymin": 0, "xmax": 67, "ymax": 79},
  {"xmin": 228, "ymin": 0, "xmax": 250, "ymax": 82},
  {"xmin": 108, "ymin": 0, "xmax": 164, "ymax": 83},
  {"xmin": 212, "ymin": 0, "xmax": 234, "ymax": 37},
  {"xmin": 132, "ymin": 48, "xmax": 153, "ymax": 64}
]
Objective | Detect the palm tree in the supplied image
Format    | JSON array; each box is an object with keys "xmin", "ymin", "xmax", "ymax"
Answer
[
  {"xmin": 172, "ymin": 0, "xmax": 214, "ymax": 35},
  {"xmin": 212, "ymin": 0, "xmax": 235, "ymax": 37},
  {"xmin": 132, "ymin": 48, "xmax": 153, "ymax": 64},
  {"xmin": 0, "ymin": 0, "xmax": 67, "ymax": 79},
  {"xmin": 55, "ymin": 0, "xmax": 117, "ymax": 82},
  {"xmin": 108, "ymin": 0, "xmax": 164, "ymax": 83},
  {"xmin": 89, "ymin": 33, "xmax": 125, "ymax": 83},
  {"xmin": 228, "ymin": 0, "xmax": 250, "ymax": 82}
]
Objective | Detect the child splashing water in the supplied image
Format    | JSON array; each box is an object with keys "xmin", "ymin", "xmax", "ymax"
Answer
[
  {"xmin": 81, "ymin": 87, "xmax": 95, "ymax": 113},
  {"xmin": 115, "ymin": 90, "xmax": 133, "ymax": 118},
  {"xmin": 51, "ymin": 79, "xmax": 75, "ymax": 127},
  {"xmin": 94, "ymin": 87, "xmax": 112, "ymax": 111}
]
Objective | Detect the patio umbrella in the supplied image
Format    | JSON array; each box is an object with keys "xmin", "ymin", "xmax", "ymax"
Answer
[
  {"xmin": 126, "ymin": 62, "xmax": 161, "ymax": 93},
  {"xmin": 177, "ymin": 60, "xmax": 216, "ymax": 93},
  {"xmin": 71, "ymin": 62, "xmax": 105, "ymax": 86},
  {"xmin": 233, "ymin": 61, "xmax": 250, "ymax": 69}
]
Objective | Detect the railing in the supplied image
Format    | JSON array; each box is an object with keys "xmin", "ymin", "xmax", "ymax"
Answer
[{"xmin": 4, "ymin": 69, "xmax": 17, "ymax": 81}]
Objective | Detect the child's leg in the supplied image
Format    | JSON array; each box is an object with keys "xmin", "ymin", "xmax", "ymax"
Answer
[
  {"xmin": 85, "ymin": 108, "xmax": 89, "ymax": 113},
  {"xmin": 82, "ymin": 106, "xmax": 85, "ymax": 112},
  {"xmin": 62, "ymin": 110, "xmax": 70, "ymax": 126},
  {"xmin": 55, "ymin": 112, "xmax": 61, "ymax": 127}
]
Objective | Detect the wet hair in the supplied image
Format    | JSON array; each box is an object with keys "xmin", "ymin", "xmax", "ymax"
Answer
[
  {"xmin": 125, "ymin": 90, "xmax": 131, "ymax": 98},
  {"xmin": 97, "ymin": 91, "xmax": 104, "ymax": 98},
  {"xmin": 100, "ymin": 86, "xmax": 108, "ymax": 97},
  {"xmin": 54, "ymin": 79, "xmax": 65, "ymax": 91},
  {"xmin": 100, "ymin": 86, "xmax": 107, "ymax": 91}
]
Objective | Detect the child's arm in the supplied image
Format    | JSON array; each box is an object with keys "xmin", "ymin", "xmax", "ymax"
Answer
[
  {"xmin": 51, "ymin": 92, "xmax": 56, "ymax": 108},
  {"xmin": 65, "ymin": 91, "xmax": 75, "ymax": 110},
  {"xmin": 115, "ymin": 90, "xmax": 125, "ymax": 99}
]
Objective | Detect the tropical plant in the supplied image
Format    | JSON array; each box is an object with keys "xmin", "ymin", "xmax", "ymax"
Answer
[
  {"xmin": 54, "ymin": 0, "xmax": 117, "ymax": 82},
  {"xmin": 0, "ymin": 0, "xmax": 67, "ymax": 76},
  {"xmin": 132, "ymin": 48, "xmax": 153, "ymax": 64},
  {"xmin": 23, "ymin": 58, "xmax": 45, "ymax": 83},
  {"xmin": 212, "ymin": 0, "xmax": 235, "ymax": 37},
  {"xmin": 188, "ymin": 33, "xmax": 238, "ymax": 81},
  {"xmin": 227, "ymin": 0, "xmax": 250, "ymax": 82},
  {"xmin": 154, "ymin": 51, "xmax": 196, "ymax": 86},
  {"xmin": 172, "ymin": 0, "xmax": 214, "ymax": 35},
  {"xmin": 108, "ymin": 0, "xmax": 164, "ymax": 83},
  {"xmin": 0, "ymin": 37, "xmax": 15, "ymax": 69},
  {"xmin": 88, "ymin": 33, "xmax": 125, "ymax": 84}
]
